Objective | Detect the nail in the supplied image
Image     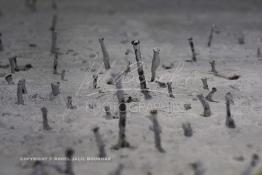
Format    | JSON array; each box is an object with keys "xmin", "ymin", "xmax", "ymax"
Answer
[
  {"xmin": 104, "ymin": 106, "xmax": 112, "ymax": 119},
  {"xmin": 209, "ymin": 60, "xmax": 218, "ymax": 74},
  {"xmin": 167, "ymin": 82, "xmax": 175, "ymax": 98},
  {"xmin": 257, "ymin": 48, "xmax": 261, "ymax": 59},
  {"xmin": 184, "ymin": 103, "xmax": 192, "ymax": 110},
  {"xmin": 109, "ymin": 164, "xmax": 124, "ymax": 175},
  {"xmin": 61, "ymin": 69, "xmax": 67, "ymax": 81},
  {"xmin": 17, "ymin": 80, "xmax": 25, "ymax": 105},
  {"xmin": 207, "ymin": 25, "xmax": 216, "ymax": 47},
  {"xmin": 31, "ymin": 161, "xmax": 46, "ymax": 175},
  {"xmin": 65, "ymin": 148, "xmax": 75, "ymax": 175},
  {"xmin": 205, "ymin": 87, "xmax": 217, "ymax": 102},
  {"xmin": 50, "ymin": 14, "xmax": 57, "ymax": 32},
  {"xmin": 242, "ymin": 154, "xmax": 260, "ymax": 175},
  {"xmin": 124, "ymin": 61, "xmax": 131, "ymax": 75},
  {"xmin": 51, "ymin": 82, "xmax": 60, "ymax": 96},
  {"xmin": 191, "ymin": 161, "xmax": 206, "ymax": 175},
  {"xmin": 0, "ymin": 32, "xmax": 3, "ymax": 51},
  {"xmin": 125, "ymin": 49, "xmax": 131, "ymax": 55},
  {"xmin": 5, "ymin": 74, "xmax": 14, "ymax": 85},
  {"xmin": 51, "ymin": 0, "xmax": 58, "ymax": 10},
  {"xmin": 225, "ymin": 92, "xmax": 235, "ymax": 128},
  {"xmin": 93, "ymin": 74, "xmax": 98, "ymax": 89},
  {"xmin": 92, "ymin": 127, "xmax": 107, "ymax": 158},
  {"xmin": 51, "ymin": 31, "xmax": 57, "ymax": 54},
  {"xmin": 131, "ymin": 40, "xmax": 151, "ymax": 99},
  {"xmin": 182, "ymin": 122, "xmax": 193, "ymax": 137},
  {"xmin": 251, "ymin": 154, "xmax": 259, "ymax": 167},
  {"xmin": 98, "ymin": 37, "xmax": 111, "ymax": 70},
  {"xmin": 149, "ymin": 110, "xmax": 165, "ymax": 153},
  {"xmin": 150, "ymin": 48, "xmax": 160, "ymax": 82},
  {"xmin": 238, "ymin": 35, "xmax": 245, "ymax": 45},
  {"xmin": 197, "ymin": 94, "xmax": 211, "ymax": 117},
  {"xmin": 188, "ymin": 37, "xmax": 197, "ymax": 62},
  {"xmin": 9, "ymin": 56, "xmax": 17, "ymax": 74},
  {"xmin": 25, "ymin": 0, "xmax": 37, "ymax": 12},
  {"xmin": 201, "ymin": 78, "xmax": 209, "ymax": 90},
  {"xmin": 20, "ymin": 79, "xmax": 27, "ymax": 94},
  {"xmin": 66, "ymin": 96, "xmax": 77, "ymax": 109},
  {"xmin": 111, "ymin": 73, "xmax": 130, "ymax": 150},
  {"xmin": 41, "ymin": 107, "xmax": 52, "ymax": 130},
  {"xmin": 53, "ymin": 51, "xmax": 58, "ymax": 74}
]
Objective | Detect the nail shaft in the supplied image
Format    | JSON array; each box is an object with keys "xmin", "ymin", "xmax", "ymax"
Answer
[
  {"xmin": 182, "ymin": 122, "xmax": 193, "ymax": 137},
  {"xmin": 51, "ymin": 0, "xmax": 58, "ymax": 10},
  {"xmin": 53, "ymin": 51, "xmax": 58, "ymax": 74},
  {"xmin": 50, "ymin": 14, "xmax": 57, "ymax": 32},
  {"xmin": 112, "ymin": 74, "xmax": 130, "ymax": 149},
  {"xmin": 41, "ymin": 107, "xmax": 51, "ymax": 130},
  {"xmin": 150, "ymin": 48, "xmax": 160, "ymax": 82},
  {"xmin": 188, "ymin": 37, "xmax": 197, "ymax": 62},
  {"xmin": 20, "ymin": 79, "xmax": 27, "ymax": 94},
  {"xmin": 98, "ymin": 38, "xmax": 111, "ymax": 70},
  {"xmin": 66, "ymin": 96, "xmax": 76, "ymax": 109},
  {"xmin": 205, "ymin": 87, "xmax": 217, "ymax": 102},
  {"xmin": 242, "ymin": 154, "xmax": 260, "ymax": 175},
  {"xmin": 51, "ymin": 31, "xmax": 57, "ymax": 54},
  {"xmin": 207, "ymin": 25, "xmax": 216, "ymax": 47},
  {"xmin": 31, "ymin": 161, "xmax": 46, "ymax": 175},
  {"xmin": 0, "ymin": 32, "xmax": 3, "ymax": 51},
  {"xmin": 17, "ymin": 80, "xmax": 24, "ymax": 105},
  {"xmin": 65, "ymin": 148, "xmax": 75, "ymax": 175},
  {"xmin": 191, "ymin": 161, "xmax": 206, "ymax": 175},
  {"xmin": 209, "ymin": 60, "xmax": 218, "ymax": 74},
  {"xmin": 167, "ymin": 82, "xmax": 175, "ymax": 98},
  {"xmin": 201, "ymin": 78, "xmax": 209, "ymax": 90},
  {"xmin": 51, "ymin": 82, "xmax": 60, "ymax": 96},
  {"xmin": 225, "ymin": 92, "xmax": 235, "ymax": 128},
  {"xmin": 131, "ymin": 40, "xmax": 151, "ymax": 99},
  {"xmin": 109, "ymin": 164, "xmax": 124, "ymax": 175},
  {"xmin": 257, "ymin": 48, "xmax": 261, "ymax": 59},
  {"xmin": 104, "ymin": 106, "xmax": 112, "ymax": 119},
  {"xmin": 9, "ymin": 56, "xmax": 17, "ymax": 74},
  {"xmin": 92, "ymin": 127, "xmax": 107, "ymax": 158},
  {"xmin": 25, "ymin": 0, "xmax": 37, "ymax": 12},
  {"xmin": 197, "ymin": 94, "xmax": 211, "ymax": 117},
  {"xmin": 93, "ymin": 74, "xmax": 98, "ymax": 89},
  {"xmin": 61, "ymin": 69, "xmax": 66, "ymax": 81},
  {"xmin": 149, "ymin": 110, "xmax": 165, "ymax": 153}
]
